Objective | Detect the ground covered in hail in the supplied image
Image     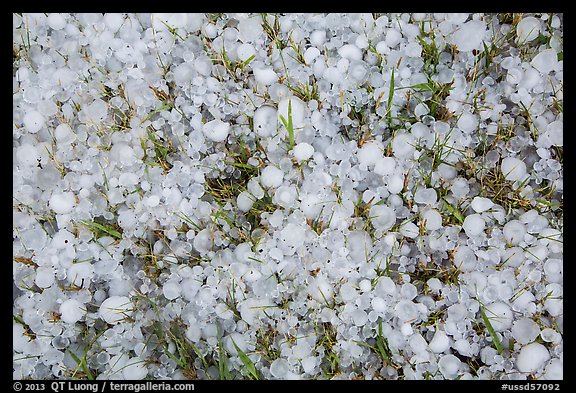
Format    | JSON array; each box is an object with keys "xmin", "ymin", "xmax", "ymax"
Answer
[{"xmin": 13, "ymin": 13, "xmax": 563, "ymax": 380}]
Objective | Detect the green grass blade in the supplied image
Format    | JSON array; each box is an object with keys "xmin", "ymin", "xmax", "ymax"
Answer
[
  {"xmin": 67, "ymin": 349, "xmax": 94, "ymax": 380},
  {"xmin": 231, "ymin": 338, "xmax": 260, "ymax": 380},
  {"xmin": 479, "ymin": 303, "xmax": 504, "ymax": 354},
  {"xmin": 386, "ymin": 68, "xmax": 395, "ymax": 127},
  {"xmin": 79, "ymin": 220, "xmax": 122, "ymax": 239}
]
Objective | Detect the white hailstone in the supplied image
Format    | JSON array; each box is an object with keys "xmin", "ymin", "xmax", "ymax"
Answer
[
  {"xmin": 414, "ymin": 187, "xmax": 437, "ymax": 205},
  {"xmin": 516, "ymin": 343, "xmax": 550, "ymax": 374},
  {"xmin": 278, "ymin": 96, "xmax": 305, "ymax": 128},
  {"xmin": 457, "ymin": 112, "xmax": 478, "ymax": 133},
  {"xmin": 237, "ymin": 17, "xmax": 263, "ymax": 42},
  {"xmin": 385, "ymin": 28, "xmax": 402, "ymax": 48},
  {"xmin": 293, "ymin": 142, "xmax": 314, "ymax": 161},
  {"xmin": 374, "ymin": 157, "xmax": 396, "ymax": 176},
  {"xmin": 399, "ymin": 222, "xmax": 419, "ymax": 238},
  {"xmin": 16, "ymin": 144, "xmax": 39, "ymax": 167},
  {"xmin": 338, "ymin": 44, "xmax": 362, "ymax": 61},
  {"xmin": 260, "ymin": 165, "xmax": 284, "ymax": 188},
  {"xmin": 516, "ymin": 16, "xmax": 541, "ymax": 43},
  {"xmin": 23, "ymin": 110, "xmax": 45, "ymax": 133},
  {"xmin": 339, "ymin": 282, "xmax": 358, "ymax": 302},
  {"xmin": 351, "ymin": 308, "xmax": 368, "ymax": 326},
  {"xmin": 385, "ymin": 174, "xmax": 404, "ymax": 194},
  {"xmin": 59, "ymin": 299, "xmax": 86, "ymax": 324},
  {"xmin": 54, "ymin": 123, "xmax": 76, "ymax": 144},
  {"xmin": 47, "ymin": 13, "xmax": 67, "ymax": 30},
  {"xmin": 280, "ymin": 223, "xmax": 306, "ymax": 249},
  {"xmin": 49, "ymin": 192, "xmax": 76, "ymax": 215},
  {"xmin": 203, "ymin": 119, "xmax": 230, "ymax": 142},
  {"xmin": 511, "ymin": 318, "xmax": 540, "ymax": 345},
  {"xmin": 531, "ymin": 49, "xmax": 559, "ymax": 75},
  {"xmin": 253, "ymin": 106, "xmax": 278, "ymax": 137},
  {"xmin": 270, "ymin": 358, "xmax": 290, "ymax": 379},
  {"xmin": 35, "ymin": 266, "xmax": 55, "ymax": 289},
  {"xmin": 236, "ymin": 43, "xmax": 256, "ymax": 62},
  {"xmin": 503, "ymin": 220, "xmax": 526, "ymax": 245},
  {"xmin": 421, "ymin": 209, "xmax": 442, "ymax": 231},
  {"xmin": 450, "ymin": 20, "xmax": 487, "ymax": 52},
  {"xmin": 357, "ymin": 142, "xmax": 383, "ymax": 167},
  {"xmin": 395, "ymin": 300, "xmax": 419, "ymax": 322},
  {"xmin": 301, "ymin": 356, "xmax": 317, "ymax": 374},
  {"xmin": 428, "ymin": 330, "xmax": 450, "ymax": 353},
  {"xmin": 163, "ymin": 281, "xmax": 181, "ymax": 300},
  {"xmin": 462, "ymin": 214, "xmax": 485, "ymax": 237},
  {"xmin": 237, "ymin": 191, "xmax": 256, "ymax": 212},
  {"xmin": 173, "ymin": 63, "xmax": 194, "ymax": 86},
  {"xmin": 543, "ymin": 359, "xmax": 563, "ymax": 380},
  {"xmin": 376, "ymin": 276, "xmax": 396, "ymax": 296},
  {"xmin": 369, "ymin": 204, "xmax": 396, "ymax": 231},
  {"xmin": 254, "ymin": 67, "xmax": 278, "ymax": 86},
  {"xmin": 371, "ymin": 297, "xmax": 387, "ymax": 313},
  {"xmin": 308, "ymin": 275, "xmax": 334, "ymax": 304},
  {"xmin": 146, "ymin": 195, "xmax": 160, "ymax": 208},
  {"xmin": 470, "ymin": 196, "xmax": 494, "ymax": 213},
  {"xmin": 409, "ymin": 334, "xmax": 429, "ymax": 354},
  {"xmin": 438, "ymin": 354, "xmax": 462, "ymax": 379},
  {"xmin": 546, "ymin": 120, "xmax": 563, "ymax": 147},
  {"xmin": 310, "ymin": 30, "xmax": 326, "ymax": 47},
  {"xmin": 99, "ymin": 296, "xmax": 133, "ymax": 324},
  {"xmin": 303, "ymin": 47, "xmax": 320, "ymax": 64},
  {"xmin": 122, "ymin": 357, "xmax": 148, "ymax": 380},
  {"xmin": 392, "ymin": 132, "xmax": 415, "ymax": 158},
  {"xmin": 86, "ymin": 99, "xmax": 108, "ymax": 122},
  {"xmin": 103, "ymin": 13, "xmax": 124, "ymax": 33},
  {"xmin": 275, "ymin": 186, "xmax": 297, "ymax": 208},
  {"xmin": 485, "ymin": 301, "xmax": 514, "ymax": 332}
]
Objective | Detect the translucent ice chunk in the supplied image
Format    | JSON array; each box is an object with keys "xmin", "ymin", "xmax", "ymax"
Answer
[{"xmin": 516, "ymin": 343, "xmax": 550, "ymax": 373}]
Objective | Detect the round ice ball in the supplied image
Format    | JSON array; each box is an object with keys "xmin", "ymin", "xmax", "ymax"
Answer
[
  {"xmin": 253, "ymin": 106, "xmax": 278, "ymax": 137},
  {"xmin": 511, "ymin": 318, "xmax": 540, "ymax": 345},
  {"xmin": 293, "ymin": 142, "xmax": 314, "ymax": 162},
  {"xmin": 462, "ymin": 214, "xmax": 485, "ymax": 237},
  {"xmin": 428, "ymin": 329, "xmax": 450, "ymax": 353},
  {"xmin": 23, "ymin": 110, "xmax": 45, "ymax": 133},
  {"xmin": 470, "ymin": 196, "xmax": 494, "ymax": 213},
  {"xmin": 47, "ymin": 13, "xmax": 67, "ymax": 30},
  {"xmin": 203, "ymin": 119, "xmax": 230, "ymax": 142},
  {"xmin": 237, "ymin": 191, "xmax": 256, "ymax": 212},
  {"xmin": 450, "ymin": 20, "xmax": 487, "ymax": 52},
  {"xmin": 49, "ymin": 192, "xmax": 77, "ymax": 215},
  {"xmin": 370, "ymin": 204, "xmax": 396, "ymax": 231},
  {"xmin": 99, "ymin": 296, "xmax": 133, "ymax": 324},
  {"xmin": 254, "ymin": 67, "xmax": 278, "ymax": 86},
  {"xmin": 16, "ymin": 144, "xmax": 39, "ymax": 167},
  {"xmin": 59, "ymin": 299, "xmax": 86, "ymax": 324},
  {"xmin": 501, "ymin": 157, "xmax": 527, "ymax": 182},
  {"xmin": 122, "ymin": 357, "xmax": 148, "ymax": 380},
  {"xmin": 503, "ymin": 220, "xmax": 526, "ymax": 245},
  {"xmin": 422, "ymin": 209, "xmax": 442, "ymax": 231},
  {"xmin": 392, "ymin": 132, "xmax": 415, "ymax": 158},
  {"xmin": 516, "ymin": 16, "xmax": 541, "ymax": 43},
  {"xmin": 357, "ymin": 142, "xmax": 383, "ymax": 168},
  {"xmin": 236, "ymin": 43, "xmax": 256, "ymax": 62},
  {"xmin": 484, "ymin": 301, "xmax": 514, "ymax": 332},
  {"xmin": 516, "ymin": 343, "xmax": 550, "ymax": 374},
  {"xmin": 438, "ymin": 354, "xmax": 462, "ymax": 379},
  {"xmin": 278, "ymin": 96, "xmax": 305, "ymax": 128},
  {"xmin": 260, "ymin": 166, "xmax": 284, "ymax": 189},
  {"xmin": 163, "ymin": 281, "xmax": 181, "ymax": 300}
]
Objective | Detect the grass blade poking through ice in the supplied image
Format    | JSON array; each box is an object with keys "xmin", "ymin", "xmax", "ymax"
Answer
[
  {"xmin": 479, "ymin": 302, "xmax": 504, "ymax": 354},
  {"xmin": 231, "ymin": 338, "xmax": 260, "ymax": 380},
  {"xmin": 279, "ymin": 99, "xmax": 295, "ymax": 151},
  {"xmin": 386, "ymin": 68, "xmax": 395, "ymax": 128}
]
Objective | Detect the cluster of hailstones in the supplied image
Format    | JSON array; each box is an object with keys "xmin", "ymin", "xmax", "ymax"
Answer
[{"xmin": 13, "ymin": 13, "xmax": 562, "ymax": 380}]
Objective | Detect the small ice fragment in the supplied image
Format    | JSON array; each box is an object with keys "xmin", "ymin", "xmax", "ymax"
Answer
[
  {"xmin": 203, "ymin": 119, "xmax": 230, "ymax": 142},
  {"xmin": 260, "ymin": 166, "xmax": 284, "ymax": 189},
  {"xmin": 470, "ymin": 197, "xmax": 494, "ymax": 213},
  {"xmin": 462, "ymin": 214, "xmax": 485, "ymax": 237},
  {"xmin": 49, "ymin": 192, "xmax": 77, "ymax": 215},
  {"xmin": 23, "ymin": 111, "xmax": 45, "ymax": 133},
  {"xmin": 293, "ymin": 142, "xmax": 314, "ymax": 161},
  {"xmin": 516, "ymin": 343, "xmax": 550, "ymax": 373},
  {"xmin": 59, "ymin": 299, "xmax": 86, "ymax": 324},
  {"xmin": 99, "ymin": 296, "xmax": 133, "ymax": 324}
]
